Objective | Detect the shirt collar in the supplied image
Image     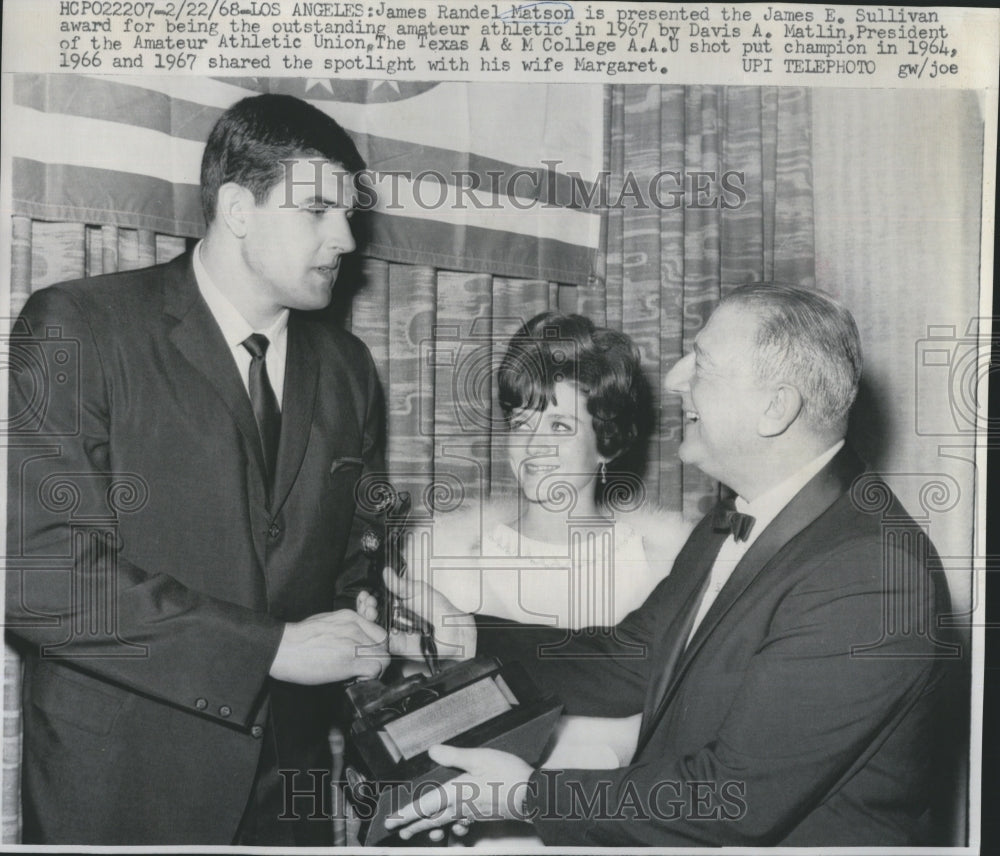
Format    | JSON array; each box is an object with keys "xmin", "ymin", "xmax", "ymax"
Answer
[
  {"xmin": 192, "ymin": 241, "xmax": 289, "ymax": 348},
  {"xmin": 735, "ymin": 440, "xmax": 845, "ymax": 535}
]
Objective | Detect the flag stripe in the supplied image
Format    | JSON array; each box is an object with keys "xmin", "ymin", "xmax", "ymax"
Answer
[
  {"xmin": 367, "ymin": 216, "xmax": 592, "ymax": 285},
  {"xmin": 351, "ymin": 132, "xmax": 601, "ymax": 209},
  {"xmin": 369, "ymin": 173, "xmax": 599, "ymax": 247},
  {"xmin": 13, "ymin": 157, "xmax": 204, "ymax": 236},
  {"xmin": 14, "ymin": 74, "xmax": 220, "ymax": 143},
  {"xmin": 14, "ymin": 74, "xmax": 600, "ymax": 207},
  {"xmin": 50, "ymin": 75, "xmax": 602, "ymax": 179},
  {"xmin": 9, "ymin": 73, "xmax": 603, "ymax": 285},
  {"xmin": 12, "ymin": 157, "xmax": 599, "ymax": 248},
  {"xmin": 292, "ymin": 80, "xmax": 602, "ymax": 179},
  {"xmin": 13, "ymin": 158, "xmax": 591, "ymax": 282},
  {"xmin": 9, "ymin": 102, "xmax": 205, "ymax": 183}
]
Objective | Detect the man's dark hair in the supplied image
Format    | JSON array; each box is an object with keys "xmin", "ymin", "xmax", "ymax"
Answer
[
  {"xmin": 498, "ymin": 312, "xmax": 649, "ymax": 462},
  {"xmin": 200, "ymin": 93, "xmax": 366, "ymax": 223}
]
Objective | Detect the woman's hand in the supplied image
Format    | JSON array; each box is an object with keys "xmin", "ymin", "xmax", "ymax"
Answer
[
  {"xmin": 356, "ymin": 589, "xmax": 380, "ymax": 624},
  {"xmin": 356, "ymin": 570, "xmax": 477, "ymax": 661},
  {"xmin": 384, "ymin": 567, "xmax": 477, "ymax": 661}
]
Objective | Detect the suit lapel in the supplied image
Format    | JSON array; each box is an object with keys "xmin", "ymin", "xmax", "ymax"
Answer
[
  {"xmin": 163, "ymin": 256, "xmax": 268, "ymax": 487},
  {"xmin": 270, "ymin": 316, "xmax": 319, "ymax": 516},
  {"xmin": 636, "ymin": 517, "xmax": 727, "ymax": 747},
  {"xmin": 634, "ymin": 447, "xmax": 865, "ymax": 757},
  {"xmin": 164, "ymin": 258, "xmax": 322, "ymax": 521}
]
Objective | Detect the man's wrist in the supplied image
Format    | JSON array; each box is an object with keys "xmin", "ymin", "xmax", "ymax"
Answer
[
  {"xmin": 267, "ymin": 622, "xmax": 294, "ymax": 678},
  {"xmin": 510, "ymin": 770, "xmax": 538, "ymax": 821}
]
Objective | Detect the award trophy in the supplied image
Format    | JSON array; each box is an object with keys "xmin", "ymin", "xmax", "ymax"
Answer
[{"xmin": 345, "ymin": 487, "xmax": 563, "ymax": 844}]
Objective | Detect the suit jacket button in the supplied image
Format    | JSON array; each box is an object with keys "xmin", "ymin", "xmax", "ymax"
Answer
[
  {"xmin": 195, "ymin": 698, "xmax": 208, "ymax": 710},
  {"xmin": 268, "ymin": 524, "xmax": 281, "ymax": 538},
  {"xmin": 251, "ymin": 725, "xmax": 264, "ymax": 739},
  {"xmin": 219, "ymin": 705, "xmax": 232, "ymax": 717}
]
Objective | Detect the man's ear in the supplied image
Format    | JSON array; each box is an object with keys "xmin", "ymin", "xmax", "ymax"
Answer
[
  {"xmin": 215, "ymin": 183, "xmax": 254, "ymax": 239},
  {"xmin": 758, "ymin": 384, "xmax": 803, "ymax": 437}
]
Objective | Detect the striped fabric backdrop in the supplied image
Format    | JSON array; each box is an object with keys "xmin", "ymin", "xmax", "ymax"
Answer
[{"xmin": 600, "ymin": 85, "xmax": 815, "ymax": 518}]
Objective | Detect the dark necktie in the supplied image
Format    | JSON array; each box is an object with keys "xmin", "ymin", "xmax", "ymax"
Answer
[
  {"xmin": 242, "ymin": 333, "xmax": 281, "ymax": 490},
  {"xmin": 712, "ymin": 499, "xmax": 756, "ymax": 542}
]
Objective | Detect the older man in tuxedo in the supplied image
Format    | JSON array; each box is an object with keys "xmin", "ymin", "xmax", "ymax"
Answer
[
  {"xmin": 6, "ymin": 94, "xmax": 390, "ymax": 844},
  {"xmin": 381, "ymin": 284, "xmax": 957, "ymax": 846}
]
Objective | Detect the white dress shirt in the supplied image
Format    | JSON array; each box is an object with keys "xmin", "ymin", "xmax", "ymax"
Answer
[
  {"xmin": 686, "ymin": 440, "xmax": 845, "ymax": 645},
  {"xmin": 192, "ymin": 241, "xmax": 288, "ymax": 409}
]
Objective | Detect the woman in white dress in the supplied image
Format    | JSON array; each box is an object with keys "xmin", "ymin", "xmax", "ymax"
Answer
[
  {"xmin": 356, "ymin": 314, "xmax": 691, "ymax": 845},
  {"xmin": 426, "ymin": 311, "xmax": 691, "ymax": 633}
]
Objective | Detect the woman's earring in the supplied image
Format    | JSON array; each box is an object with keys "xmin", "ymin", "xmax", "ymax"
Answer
[{"xmin": 599, "ymin": 461, "xmax": 607, "ymax": 485}]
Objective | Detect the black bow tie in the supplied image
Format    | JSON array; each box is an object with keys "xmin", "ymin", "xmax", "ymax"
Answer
[{"xmin": 712, "ymin": 505, "xmax": 756, "ymax": 542}]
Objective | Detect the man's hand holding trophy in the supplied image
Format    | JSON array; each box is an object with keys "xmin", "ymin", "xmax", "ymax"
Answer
[{"xmin": 343, "ymin": 483, "xmax": 561, "ymax": 844}]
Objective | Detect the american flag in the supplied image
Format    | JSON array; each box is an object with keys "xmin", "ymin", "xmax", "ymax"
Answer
[{"xmin": 9, "ymin": 74, "xmax": 604, "ymax": 285}]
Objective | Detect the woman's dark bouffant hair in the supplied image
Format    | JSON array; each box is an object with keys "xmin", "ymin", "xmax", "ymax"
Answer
[{"xmin": 497, "ymin": 312, "xmax": 649, "ymax": 462}]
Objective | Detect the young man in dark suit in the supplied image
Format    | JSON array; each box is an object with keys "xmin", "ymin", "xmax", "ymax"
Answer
[
  {"xmin": 7, "ymin": 94, "xmax": 390, "ymax": 844},
  {"xmin": 379, "ymin": 284, "xmax": 960, "ymax": 846}
]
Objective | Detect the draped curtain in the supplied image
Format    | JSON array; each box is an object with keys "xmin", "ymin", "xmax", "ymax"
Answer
[
  {"xmin": 3, "ymin": 84, "xmax": 815, "ymax": 842},
  {"xmin": 597, "ymin": 85, "xmax": 815, "ymax": 519}
]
